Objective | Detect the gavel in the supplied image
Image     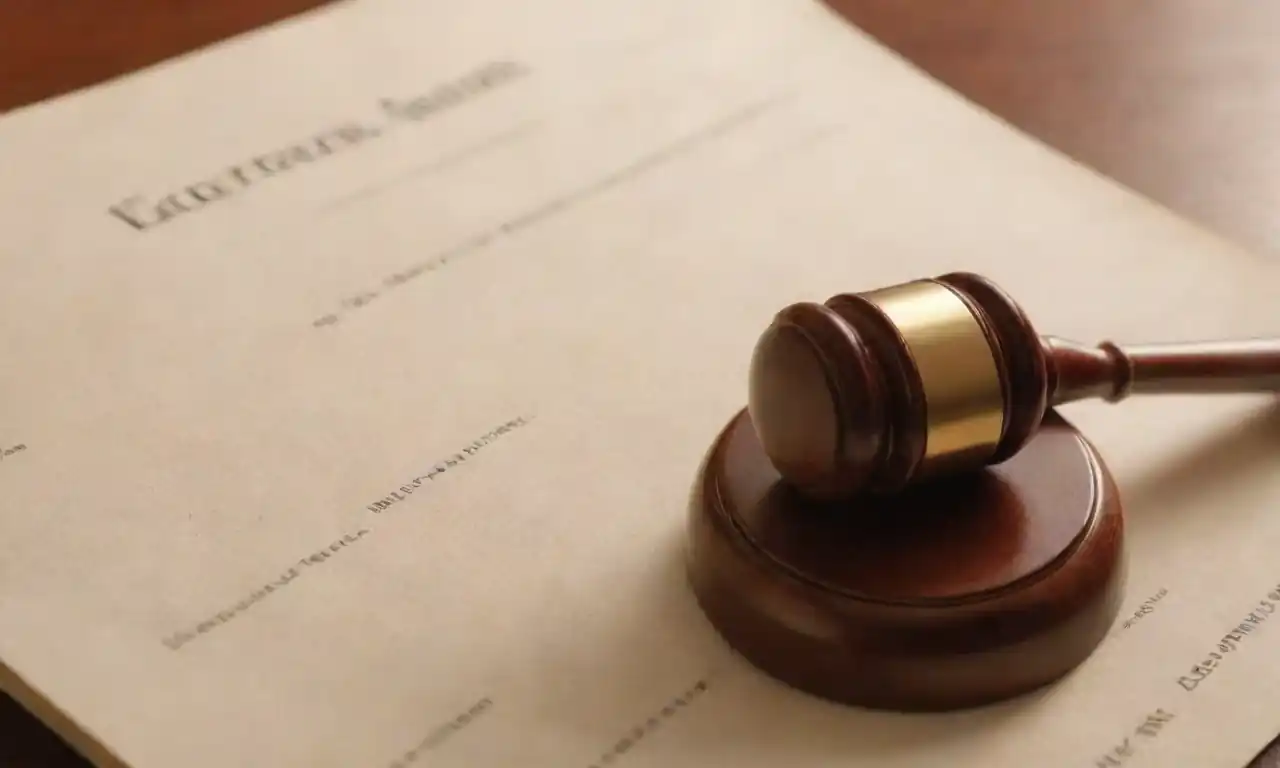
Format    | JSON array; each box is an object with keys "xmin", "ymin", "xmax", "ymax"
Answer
[{"xmin": 748, "ymin": 271, "xmax": 1280, "ymax": 500}]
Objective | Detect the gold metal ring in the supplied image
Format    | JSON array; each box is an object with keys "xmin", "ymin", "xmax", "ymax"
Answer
[{"xmin": 861, "ymin": 279, "xmax": 1005, "ymax": 476}]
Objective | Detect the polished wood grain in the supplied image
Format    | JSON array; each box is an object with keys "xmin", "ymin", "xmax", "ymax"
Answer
[
  {"xmin": 749, "ymin": 271, "xmax": 1280, "ymax": 501},
  {"xmin": 4, "ymin": 0, "xmax": 1280, "ymax": 764},
  {"xmin": 828, "ymin": 0, "xmax": 1280, "ymax": 261},
  {"xmin": 687, "ymin": 406, "xmax": 1125, "ymax": 711},
  {"xmin": 0, "ymin": 0, "xmax": 329, "ymax": 114},
  {"xmin": 1049, "ymin": 337, "xmax": 1280, "ymax": 400}
]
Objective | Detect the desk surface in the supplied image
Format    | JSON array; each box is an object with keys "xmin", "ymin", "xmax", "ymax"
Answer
[
  {"xmin": 1, "ymin": 1, "xmax": 1278, "ymax": 765},
  {"xmin": 829, "ymin": 0, "xmax": 1280, "ymax": 262}
]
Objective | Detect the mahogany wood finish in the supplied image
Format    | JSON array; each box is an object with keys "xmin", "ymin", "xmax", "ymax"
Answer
[
  {"xmin": 0, "ymin": 1, "xmax": 331, "ymax": 115},
  {"xmin": 687, "ymin": 407, "xmax": 1124, "ymax": 710},
  {"xmin": 749, "ymin": 272, "xmax": 1280, "ymax": 500},
  {"xmin": 827, "ymin": 0, "xmax": 1280, "ymax": 262}
]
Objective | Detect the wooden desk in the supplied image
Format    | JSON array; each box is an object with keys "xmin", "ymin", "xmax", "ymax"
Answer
[
  {"xmin": 0, "ymin": 1, "xmax": 330, "ymax": 114},
  {"xmin": 1, "ymin": 1, "xmax": 1278, "ymax": 765},
  {"xmin": 829, "ymin": 0, "xmax": 1280, "ymax": 261}
]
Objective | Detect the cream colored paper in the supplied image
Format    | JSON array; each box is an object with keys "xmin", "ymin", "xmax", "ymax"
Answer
[{"xmin": 2, "ymin": 0, "xmax": 1280, "ymax": 766}]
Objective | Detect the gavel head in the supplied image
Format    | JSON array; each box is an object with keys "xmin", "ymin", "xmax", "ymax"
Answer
[{"xmin": 748, "ymin": 272, "xmax": 1051, "ymax": 500}]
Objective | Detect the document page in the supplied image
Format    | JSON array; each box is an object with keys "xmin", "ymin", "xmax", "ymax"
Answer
[{"xmin": 2, "ymin": 0, "xmax": 1279, "ymax": 765}]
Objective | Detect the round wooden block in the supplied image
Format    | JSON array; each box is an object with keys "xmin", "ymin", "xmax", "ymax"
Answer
[{"xmin": 685, "ymin": 407, "xmax": 1126, "ymax": 711}]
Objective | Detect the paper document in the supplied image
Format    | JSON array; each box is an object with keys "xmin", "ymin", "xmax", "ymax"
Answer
[{"xmin": 2, "ymin": 0, "xmax": 1280, "ymax": 765}]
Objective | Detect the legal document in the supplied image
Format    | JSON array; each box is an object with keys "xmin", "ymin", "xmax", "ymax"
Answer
[{"xmin": 2, "ymin": 0, "xmax": 1280, "ymax": 765}]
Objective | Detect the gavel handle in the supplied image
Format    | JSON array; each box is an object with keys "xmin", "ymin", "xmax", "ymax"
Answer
[{"xmin": 1046, "ymin": 336, "xmax": 1280, "ymax": 404}]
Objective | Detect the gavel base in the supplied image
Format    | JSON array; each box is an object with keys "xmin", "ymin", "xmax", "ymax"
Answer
[{"xmin": 685, "ymin": 407, "xmax": 1126, "ymax": 711}]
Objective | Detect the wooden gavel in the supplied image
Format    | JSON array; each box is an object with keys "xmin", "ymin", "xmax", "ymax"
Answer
[{"xmin": 748, "ymin": 271, "xmax": 1280, "ymax": 500}]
